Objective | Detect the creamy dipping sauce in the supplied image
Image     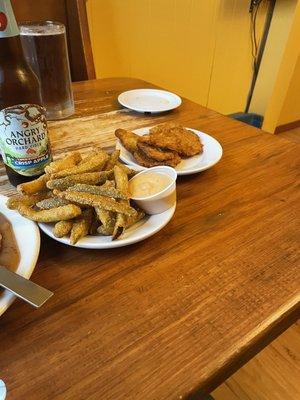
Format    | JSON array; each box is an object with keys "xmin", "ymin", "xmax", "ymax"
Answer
[
  {"xmin": 0, "ymin": 213, "xmax": 20, "ymax": 272},
  {"xmin": 130, "ymin": 172, "xmax": 173, "ymax": 198}
]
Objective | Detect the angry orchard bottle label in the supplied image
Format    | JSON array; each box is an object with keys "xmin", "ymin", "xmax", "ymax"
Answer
[
  {"xmin": 0, "ymin": 0, "xmax": 19, "ymax": 38},
  {"xmin": 0, "ymin": 104, "xmax": 52, "ymax": 176}
]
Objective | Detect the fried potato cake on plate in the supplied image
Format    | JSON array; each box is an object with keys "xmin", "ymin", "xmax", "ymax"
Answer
[
  {"xmin": 133, "ymin": 150, "xmax": 180, "ymax": 168},
  {"xmin": 137, "ymin": 136, "xmax": 181, "ymax": 162},
  {"xmin": 149, "ymin": 123, "xmax": 203, "ymax": 157},
  {"xmin": 115, "ymin": 128, "xmax": 139, "ymax": 153}
]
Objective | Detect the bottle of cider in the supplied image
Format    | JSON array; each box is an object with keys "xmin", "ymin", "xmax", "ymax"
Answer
[{"xmin": 0, "ymin": 0, "xmax": 52, "ymax": 186}]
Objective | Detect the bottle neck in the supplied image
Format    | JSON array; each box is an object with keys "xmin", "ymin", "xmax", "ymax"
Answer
[
  {"xmin": 0, "ymin": 0, "xmax": 19, "ymax": 39},
  {"xmin": 0, "ymin": 1, "xmax": 26, "ymax": 64}
]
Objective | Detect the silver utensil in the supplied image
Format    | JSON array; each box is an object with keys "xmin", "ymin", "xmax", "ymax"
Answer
[{"xmin": 0, "ymin": 265, "xmax": 53, "ymax": 308}]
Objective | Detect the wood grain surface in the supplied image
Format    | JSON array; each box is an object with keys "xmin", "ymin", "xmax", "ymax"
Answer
[{"xmin": 0, "ymin": 78, "xmax": 299, "ymax": 400}]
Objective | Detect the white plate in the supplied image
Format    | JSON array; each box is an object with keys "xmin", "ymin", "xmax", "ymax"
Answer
[
  {"xmin": 39, "ymin": 204, "xmax": 176, "ymax": 249},
  {"xmin": 116, "ymin": 127, "xmax": 223, "ymax": 175},
  {"xmin": 118, "ymin": 89, "xmax": 182, "ymax": 113},
  {"xmin": 0, "ymin": 194, "xmax": 40, "ymax": 317},
  {"xmin": 0, "ymin": 380, "xmax": 6, "ymax": 400}
]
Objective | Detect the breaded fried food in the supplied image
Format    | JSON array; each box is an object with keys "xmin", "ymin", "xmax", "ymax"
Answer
[
  {"xmin": 53, "ymin": 220, "xmax": 73, "ymax": 238},
  {"xmin": 16, "ymin": 204, "xmax": 82, "ymax": 222},
  {"xmin": 113, "ymin": 165, "xmax": 129, "ymax": 197},
  {"xmin": 47, "ymin": 171, "xmax": 113, "ymax": 191},
  {"xmin": 96, "ymin": 209, "xmax": 116, "ymax": 236},
  {"xmin": 133, "ymin": 150, "xmax": 180, "ymax": 168},
  {"xmin": 9, "ymin": 147, "xmax": 147, "ymax": 244},
  {"xmin": 112, "ymin": 165, "xmax": 130, "ymax": 239},
  {"xmin": 137, "ymin": 136, "xmax": 180, "ymax": 162},
  {"xmin": 97, "ymin": 225, "xmax": 115, "ymax": 236},
  {"xmin": 17, "ymin": 174, "xmax": 49, "ymax": 195},
  {"xmin": 66, "ymin": 183, "xmax": 128, "ymax": 200},
  {"xmin": 105, "ymin": 150, "xmax": 120, "ymax": 170},
  {"xmin": 125, "ymin": 209, "xmax": 145, "ymax": 228},
  {"xmin": 51, "ymin": 152, "xmax": 109, "ymax": 179},
  {"xmin": 115, "ymin": 129, "xmax": 139, "ymax": 153},
  {"xmin": 45, "ymin": 152, "xmax": 82, "ymax": 174},
  {"xmin": 149, "ymin": 123, "xmax": 203, "ymax": 157},
  {"xmin": 102, "ymin": 180, "xmax": 115, "ymax": 188},
  {"xmin": 56, "ymin": 191, "xmax": 137, "ymax": 216},
  {"xmin": 95, "ymin": 207, "xmax": 116, "ymax": 234},
  {"xmin": 70, "ymin": 209, "xmax": 93, "ymax": 245},
  {"xmin": 6, "ymin": 192, "xmax": 51, "ymax": 210},
  {"xmin": 36, "ymin": 197, "xmax": 70, "ymax": 210},
  {"xmin": 116, "ymin": 161, "xmax": 136, "ymax": 177}
]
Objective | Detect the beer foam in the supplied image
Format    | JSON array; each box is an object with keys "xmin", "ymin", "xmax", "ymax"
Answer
[{"xmin": 20, "ymin": 22, "xmax": 65, "ymax": 36}]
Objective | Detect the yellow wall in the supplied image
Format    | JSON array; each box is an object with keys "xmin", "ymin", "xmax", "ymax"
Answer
[
  {"xmin": 87, "ymin": 0, "xmax": 267, "ymax": 115},
  {"xmin": 261, "ymin": 0, "xmax": 300, "ymax": 132},
  {"xmin": 250, "ymin": 0, "xmax": 297, "ymax": 116},
  {"xmin": 278, "ymin": 55, "xmax": 300, "ymax": 125}
]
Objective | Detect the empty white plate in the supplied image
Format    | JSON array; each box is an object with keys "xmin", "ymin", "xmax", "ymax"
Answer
[
  {"xmin": 116, "ymin": 126, "xmax": 223, "ymax": 175},
  {"xmin": 0, "ymin": 380, "xmax": 6, "ymax": 400},
  {"xmin": 118, "ymin": 89, "xmax": 182, "ymax": 113},
  {"xmin": 0, "ymin": 195, "xmax": 40, "ymax": 316}
]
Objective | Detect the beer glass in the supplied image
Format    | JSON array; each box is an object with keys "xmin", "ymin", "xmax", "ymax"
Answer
[{"xmin": 19, "ymin": 21, "xmax": 75, "ymax": 120}]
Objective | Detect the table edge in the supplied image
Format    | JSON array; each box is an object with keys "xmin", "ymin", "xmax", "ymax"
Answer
[{"xmin": 188, "ymin": 293, "xmax": 300, "ymax": 398}]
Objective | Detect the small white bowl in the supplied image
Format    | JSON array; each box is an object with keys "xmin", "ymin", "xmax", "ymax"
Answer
[{"xmin": 129, "ymin": 166, "xmax": 177, "ymax": 215}]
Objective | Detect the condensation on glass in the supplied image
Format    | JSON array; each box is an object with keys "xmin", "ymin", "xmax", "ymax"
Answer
[{"xmin": 19, "ymin": 21, "xmax": 75, "ymax": 120}]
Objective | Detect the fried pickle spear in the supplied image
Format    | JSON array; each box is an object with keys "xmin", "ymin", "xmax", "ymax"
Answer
[
  {"xmin": 67, "ymin": 183, "xmax": 128, "ymax": 200},
  {"xmin": 116, "ymin": 161, "xmax": 136, "ymax": 177},
  {"xmin": 97, "ymin": 225, "xmax": 115, "ymax": 236},
  {"xmin": 56, "ymin": 190, "xmax": 137, "ymax": 216},
  {"xmin": 36, "ymin": 197, "xmax": 70, "ymax": 210},
  {"xmin": 113, "ymin": 165, "xmax": 129, "ymax": 197},
  {"xmin": 45, "ymin": 152, "xmax": 82, "ymax": 174},
  {"xmin": 102, "ymin": 180, "xmax": 115, "ymax": 188},
  {"xmin": 125, "ymin": 209, "xmax": 145, "ymax": 228},
  {"xmin": 17, "ymin": 174, "xmax": 49, "ymax": 195},
  {"xmin": 47, "ymin": 171, "xmax": 113, "ymax": 191},
  {"xmin": 16, "ymin": 204, "xmax": 82, "ymax": 222},
  {"xmin": 6, "ymin": 192, "xmax": 51, "ymax": 210},
  {"xmin": 70, "ymin": 209, "xmax": 93, "ymax": 245},
  {"xmin": 112, "ymin": 165, "xmax": 130, "ymax": 239},
  {"xmin": 115, "ymin": 129, "xmax": 139, "ymax": 153},
  {"xmin": 95, "ymin": 207, "xmax": 116, "ymax": 236},
  {"xmin": 53, "ymin": 220, "xmax": 73, "ymax": 238},
  {"xmin": 51, "ymin": 152, "xmax": 109, "ymax": 179},
  {"xmin": 105, "ymin": 149, "xmax": 120, "ymax": 170}
]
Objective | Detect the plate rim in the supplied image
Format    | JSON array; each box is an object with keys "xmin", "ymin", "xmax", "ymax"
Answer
[
  {"xmin": 38, "ymin": 203, "xmax": 176, "ymax": 249},
  {"xmin": 116, "ymin": 126, "xmax": 223, "ymax": 175},
  {"xmin": 118, "ymin": 88, "xmax": 182, "ymax": 113},
  {"xmin": 0, "ymin": 194, "xmax": 40, "ymax": 316},
  {"xmin": 0, "ymin": 379, "xmax": 6, "ymax": 400}
]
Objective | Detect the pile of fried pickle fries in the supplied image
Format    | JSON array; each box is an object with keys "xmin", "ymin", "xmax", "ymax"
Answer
[{"xmin": 7, "ymin": 149, "xmax": 145, "ymax": 244}]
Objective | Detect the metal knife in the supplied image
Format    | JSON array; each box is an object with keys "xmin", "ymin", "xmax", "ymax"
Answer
[{"xmin": 0, "ymin": 265, "xmax": 53, "ymax": 308}]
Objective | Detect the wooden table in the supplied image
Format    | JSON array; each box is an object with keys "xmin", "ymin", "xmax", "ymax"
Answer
[{"xmin": 0, "ymin": 78, "xmax": 299, "ymax": 400}]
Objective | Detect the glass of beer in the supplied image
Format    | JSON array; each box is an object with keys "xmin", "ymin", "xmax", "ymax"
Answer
[{"xmin": 19, "ymin": 21, "xmax": 75, "ymax": 120}]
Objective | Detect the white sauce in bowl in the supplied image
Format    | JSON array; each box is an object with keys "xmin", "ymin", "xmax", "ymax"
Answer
[{"xmin": 129, "ymin": 172, "xmax": 173, "ymax": 198}]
